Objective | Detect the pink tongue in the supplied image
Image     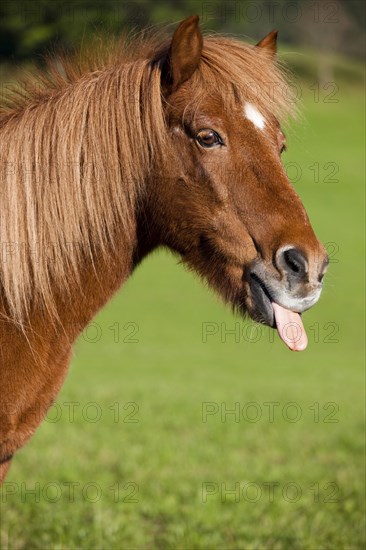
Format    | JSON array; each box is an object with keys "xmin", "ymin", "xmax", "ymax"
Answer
[{"xmin": 272, "ymin": 302, "xmax": 308, "ymax": 351}]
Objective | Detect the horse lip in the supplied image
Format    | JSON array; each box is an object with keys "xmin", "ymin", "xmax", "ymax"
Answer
[
  {"xmin": 249, "ymin": 272, "xmax": 317, "ymax": 328},
  {"xmin": 249, "ymin": 273, "xmax": 275, "ymax": 328}
]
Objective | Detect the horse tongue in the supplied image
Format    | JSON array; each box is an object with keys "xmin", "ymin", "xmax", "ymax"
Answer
[{"xmin": 272, "ymin": 302, "xmax": 308, "ymax": 352}]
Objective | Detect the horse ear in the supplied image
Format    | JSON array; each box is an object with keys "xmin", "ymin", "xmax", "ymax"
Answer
[
  {"xmin": 255, "ymin": 30, "xmax": 278, "ymax": 58},
  {"xmin": 162, "ymin": 15, "xmax": 203, "ymax": 94}
]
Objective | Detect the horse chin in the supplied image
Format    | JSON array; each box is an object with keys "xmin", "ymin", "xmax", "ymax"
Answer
[{"xmin": 248, "ymin": 273, "xmax": 275, "ymax": 328}]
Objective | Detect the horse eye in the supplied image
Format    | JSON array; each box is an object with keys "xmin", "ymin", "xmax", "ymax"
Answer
[
  {"xmin": 196, "ymin": 129, "xmax": 223, "ymax": 148},
  {"xmin": 280, "ymin": 143, "xmax": 287, "ymax": 154}
]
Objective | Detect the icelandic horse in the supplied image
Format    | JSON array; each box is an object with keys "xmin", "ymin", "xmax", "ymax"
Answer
[{"xmin": 0, "ymin": 16, "xmax": 328, "ymax": 481}]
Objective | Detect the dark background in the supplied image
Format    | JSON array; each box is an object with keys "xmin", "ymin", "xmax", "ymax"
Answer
[{"xmin": 0, "ymin": 0, "xmax": 364, "ymax": 62}]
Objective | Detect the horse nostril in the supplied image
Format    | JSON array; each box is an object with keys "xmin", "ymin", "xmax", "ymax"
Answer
[{"xmin": 277, "ymin": 247, "xmax": 308, "ymax": 280}]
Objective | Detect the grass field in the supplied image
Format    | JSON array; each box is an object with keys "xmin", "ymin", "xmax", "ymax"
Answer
[{"xmin": 0, "ymin": 66, "xmax": 365, "ymax": 548}]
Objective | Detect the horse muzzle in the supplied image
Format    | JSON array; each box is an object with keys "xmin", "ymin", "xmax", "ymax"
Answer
[{"xmin": 246, "ymin": 245, "xmax": 328, "ymax": 351}]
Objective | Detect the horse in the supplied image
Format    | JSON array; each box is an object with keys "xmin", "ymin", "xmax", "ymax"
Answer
[{"xmin": 0, "ymin": 15, "xmax": 328, "ymax": 482}]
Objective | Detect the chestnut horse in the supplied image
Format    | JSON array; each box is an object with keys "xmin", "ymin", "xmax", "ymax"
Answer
[{"xmin": 0, "ymin": 16, "xmax": 328, "ymax": 482}]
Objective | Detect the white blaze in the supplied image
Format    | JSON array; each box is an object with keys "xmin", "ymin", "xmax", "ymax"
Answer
[{"xmin": 244, "ymin": 102, "xmax": 266, "ymax": 130}]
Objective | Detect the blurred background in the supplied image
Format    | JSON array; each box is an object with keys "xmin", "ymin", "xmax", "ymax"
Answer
[{"xmin": 0, "ymin": 1, "xmax": 364, "ymax": 549}]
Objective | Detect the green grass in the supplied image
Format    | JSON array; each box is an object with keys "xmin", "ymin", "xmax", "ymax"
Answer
[{"xmin": 1, "ymin": 77, "xmax": 365, "ymax": 548}]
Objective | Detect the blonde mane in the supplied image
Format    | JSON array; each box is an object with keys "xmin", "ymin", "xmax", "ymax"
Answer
[{"xmin": 0, "ymin": 29, "xmax": 294, "ymax": 324}]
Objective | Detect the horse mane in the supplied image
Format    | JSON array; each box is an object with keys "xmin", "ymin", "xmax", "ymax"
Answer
[{"xmin": 0, "ymin": 27, "xmax": 295, "ymax": 325}]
